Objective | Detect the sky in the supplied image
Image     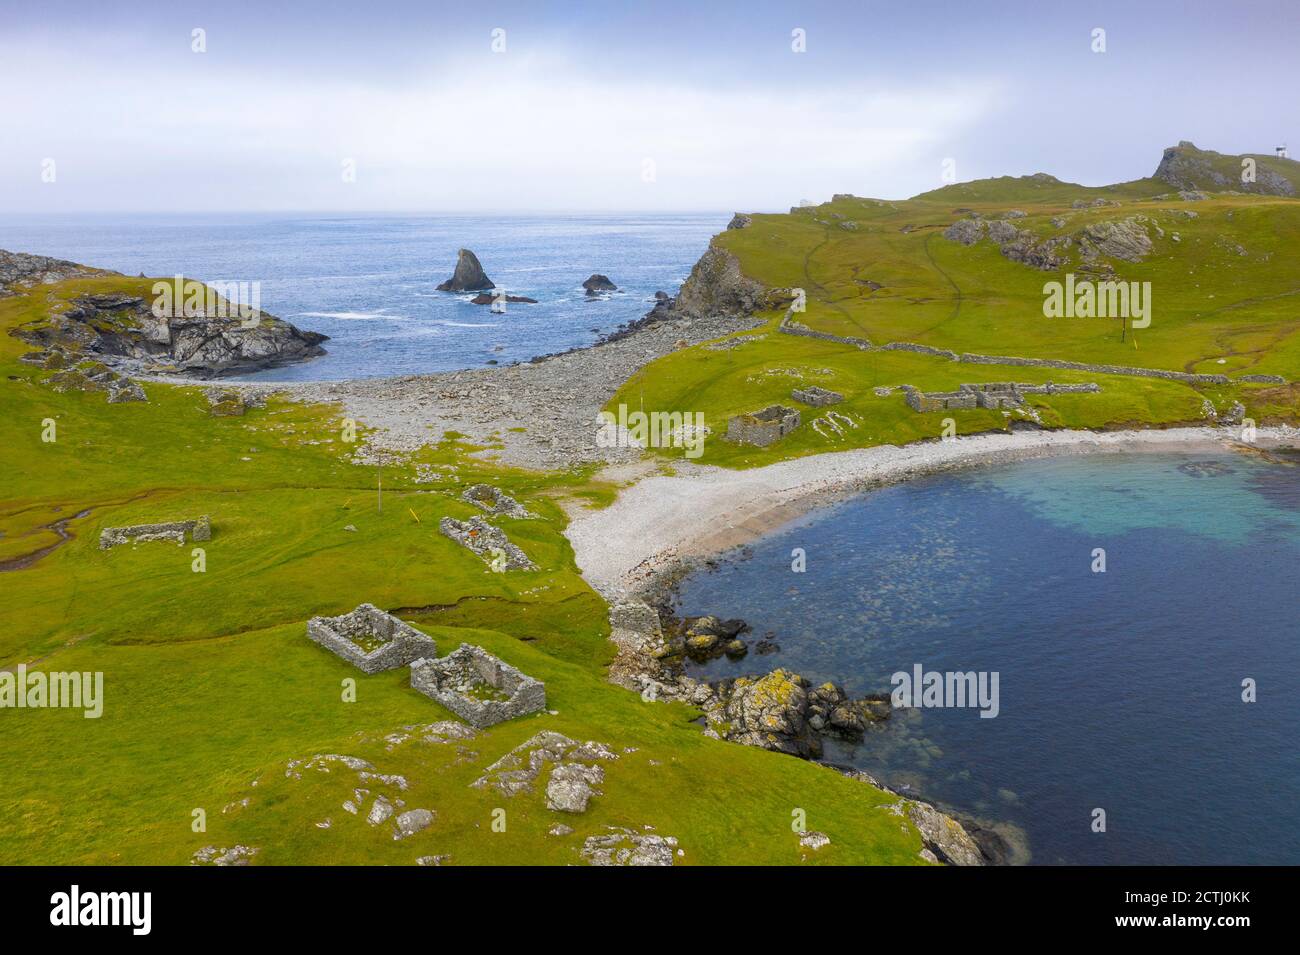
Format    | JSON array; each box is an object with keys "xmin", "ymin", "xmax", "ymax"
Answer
[{"xmin": 2, "ymin": 0, "xmax": 1298, "ymax": 213}]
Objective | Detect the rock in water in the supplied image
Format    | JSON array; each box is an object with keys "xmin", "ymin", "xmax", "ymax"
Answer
[
  {"xmin": 436, "ymin": 249, "xmax": 495, "ymax": 292},
  {"xmin": 582, "ymin": 274, "xmax": 617, "ymax": 295}
]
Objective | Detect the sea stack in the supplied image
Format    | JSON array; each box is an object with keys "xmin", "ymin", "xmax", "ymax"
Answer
[
  {"xmin": 436, "ymin": 249, "xmax": 495, "ymax": 292},
  {"xmin": 582, "ymin": 274, "xmax": 617, "ymax": 296}
]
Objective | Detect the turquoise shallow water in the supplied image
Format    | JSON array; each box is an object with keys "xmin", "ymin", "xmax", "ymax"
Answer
[{"xmin": 674, "ymin": 451, "xmax": 1300, "ymax": 865}]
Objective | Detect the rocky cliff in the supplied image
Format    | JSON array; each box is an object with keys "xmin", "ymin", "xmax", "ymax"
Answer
[
  {"xmin": 4, "ymin": 250, "xmax": 328, "ymax": 380},
  {"xmin": 668, "ymin": 244, "xmax": 790, "ymax": 320},
  {"xmin": 1154, "ymin": 140, "xmax": 1298, "ymax": 196}
]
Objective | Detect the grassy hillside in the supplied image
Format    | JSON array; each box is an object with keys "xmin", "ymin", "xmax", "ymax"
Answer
[
  {"xmin": 609, "ymin": 165, "xmax": 1300, "ymax": 467},
  {"xmin": 0, "ymin": 277, "xmax": 929, "ymax": 866}
]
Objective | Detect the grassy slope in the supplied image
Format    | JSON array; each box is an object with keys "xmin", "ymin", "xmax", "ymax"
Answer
[
  {"xmin": 0, "ymin": 278, "xmax": 926, "ymax": 865},
  {"xmin": 608, "ymin": 181, "xmax": 1300, "ymax": 469}
]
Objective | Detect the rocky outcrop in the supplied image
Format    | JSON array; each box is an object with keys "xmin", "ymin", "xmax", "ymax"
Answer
[
  {"xmin": 944, "ymin": 214, "xmax": 1149, "ymax": 270},
  {"xmin": 436, "ymin": 248, "xmax": 495, "ymax": 291},
  {"xmin": 582, "ymin": 274, "xmax": 617, "ymax": 295},
  {"xmin": 12, "ymin": 290, "xmax": 328, "ymax": 379},
  {"xmin": 670, "ymin": 245, "xmax": 792, "ymax": 320},
  {"xmin": 0, "ymin": 249, "xmax": 117, "ymax": 295},
  {"xmin": 1076, "ymin": 218, "xmax": 1152, "ymax": 264},
  {"xmin": 700, "ymin": 669, "xmax": 888, "ymax": 759},
  {"xmin": 727, "ymin": 213, "xmax": 753, "ymax": 230},
  {"xmin": 582, "ymin": 827, "xmax": 678, "ymax": 866},
  {"xmin": 1154, "ymin": 140, "xmax": 1297, "ymax": 196}
]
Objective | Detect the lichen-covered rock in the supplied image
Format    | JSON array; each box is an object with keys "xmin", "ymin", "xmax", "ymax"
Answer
[
  {"xmin": 366, "ymin": 795, "xmax": 395, "ymax": 826},
  {"xmin": 905, "ymin": 801, "xmax": 987, "ymax": 866},
  {"xmin": 727, "ymin": 213, "xmax": 753, "ymax": 230},
  {"xmin": 472, "ymin": 731, "xmax": 618, "ymax": 798},
  {"xmin": 705, "ymin": 669, "xmax": 820, "ymax": 758},
  {"xmin": 393, "ymin": 808, "xmax": 435, "ymax": 840},
  {"xmin": 192, "ymin": 844, "xmax": 259, "ymax": 866},
  {"xmin": 581, "ymin": 827, "xmax": 678, "ymax": 866},
  {"xmin": 545, "ymin": 762, "xmax": 605, "ymax": 813},
  {"xmin": 1077, "ymin": 218, "xmax": 1153, "ymax": 263}
]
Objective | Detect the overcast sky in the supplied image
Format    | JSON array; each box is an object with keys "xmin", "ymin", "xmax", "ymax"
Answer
[{"xmin": 4, "ymin": 0, "xmax": 1298, "ymax": 213}]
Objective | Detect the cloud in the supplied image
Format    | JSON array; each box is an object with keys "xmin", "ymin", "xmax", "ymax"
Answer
[{"xmin": 1, "ymin": 47, "xmax": 1002, "ymax": 211}]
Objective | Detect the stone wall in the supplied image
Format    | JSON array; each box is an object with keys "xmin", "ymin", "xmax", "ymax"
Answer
[
  {"xmin": 438, "ymin": 516, "xmax": 535, "ymax": 570},
  {"xmin": 410, "ymin": 643, "xmax": 546, "ymax": 728},
  {"xmin": 903, "ymin": 381, "xmax": 1101, "ymax": 413},
  {"xmin": 100, "ymin": 515, "xmax": 210, "ymax": 549},
  {"xmin": 726, "ymin": 405, "xmax": 802, "ymax": 446},
  {"xmin": 791, "ymin": 385, "xmax": 843, "ymax": 407},
  {"xmin": 462, "ymin": 484, "xmax": 535, "ymax": 519},
  {"xmin": 773, "ymin": 307, "xmax": 1280, "ymax": 387},
  {"xmin": 307, "ymin": 603, "xmax": 437, "ymax": 675}
]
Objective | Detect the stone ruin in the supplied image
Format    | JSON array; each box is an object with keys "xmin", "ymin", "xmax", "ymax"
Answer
[
  {"xmin": 307, "ymin": 603, "xmax": 438, "ymax": 675},
  {"xmin": 438, "ymin": 516, "xmax": 535, "ymax": 570},
  {"xmin": 725, "ymin": 404, "xmax": 801, "ymax": 447},
  {"xmin": 99, "ymin": 515, "xmax": 210, "ymax": 549},
  {"xmin": 462, "ymin": 483, "xmax": 536, "ymax": 519},
  {"xmin": 410, "ymin": 643, "xmax": 546, "ymax": 728},
  {"xmin": 903, "ymin": 381, "xmax": 1101, "ymax": 412},
  {"xmin": 791, "ymin": 385, "xmax": 843, "ymax": 407}
]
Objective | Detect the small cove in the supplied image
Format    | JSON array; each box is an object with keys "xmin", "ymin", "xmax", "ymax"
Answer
[{"xmin": 672, "ymin": 451, "xmax": 1300, "ymax": 864}]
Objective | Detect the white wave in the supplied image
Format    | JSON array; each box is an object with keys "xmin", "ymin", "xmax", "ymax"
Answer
[{"xmin": 296, "ymin": 310, "xmax": 406, "ymax": 321}]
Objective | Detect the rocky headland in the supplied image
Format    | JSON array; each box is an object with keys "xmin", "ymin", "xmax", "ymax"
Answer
[{"xmin": 3, "ymin": 250, "xmax": 329, "ymax": 391}]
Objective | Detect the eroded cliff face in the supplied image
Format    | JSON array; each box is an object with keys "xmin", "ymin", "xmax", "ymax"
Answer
[
  {"xmin": 14, "ymin": 292, "xmax": 328, "ymax": 379},
  {"xmin": 669, "ymin": 243, "xmax": 791, "ymax": 320},
  {"xmin": 3, "ymin": 250, "xmax": 329, "ymax": 380}
]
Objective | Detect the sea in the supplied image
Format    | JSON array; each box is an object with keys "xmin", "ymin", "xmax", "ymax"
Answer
[
  {"xmin": 0, "ymin": 212, "xmax": 727, "ymax": 380},
  {"xmin": 673, "ymin": 451, "xmax": 1300, "ymax": 865}
]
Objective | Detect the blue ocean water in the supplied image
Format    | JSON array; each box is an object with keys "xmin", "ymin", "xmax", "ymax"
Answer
[
  {"xmin": 674, "ymin": 452, "xmax": 1300, "ymax": 865},
  {"xmin": 0, "ymin": 212, "xmax": 726, "ymax": 380}
]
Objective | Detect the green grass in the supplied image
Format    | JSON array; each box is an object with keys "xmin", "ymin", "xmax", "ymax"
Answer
[{"xmin": 0, "ymin": 278, "xmax": 930, "ymax": 866}]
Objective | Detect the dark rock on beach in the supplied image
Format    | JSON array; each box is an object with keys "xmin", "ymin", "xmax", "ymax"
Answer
[{"xmin": 436, "ymin": 248, "xmax": 495, "ymax": 292}]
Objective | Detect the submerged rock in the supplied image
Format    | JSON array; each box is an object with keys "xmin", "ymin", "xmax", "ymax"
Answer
[{"xmin": 436, "ymin": 248, "xmax": 495, "ymax": 292}]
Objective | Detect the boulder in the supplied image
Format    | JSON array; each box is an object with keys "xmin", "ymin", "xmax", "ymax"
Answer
[
  {"xmin": 582, "ymin": 274, "xmax": 618, "ymax": 295},
  {"xmin": 393, "ymin": 808, "xmax": 435, "ymax": 840},
  {"xmin": 436, "ymin": 248, "xmax": 495, "ymax": 292}
]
